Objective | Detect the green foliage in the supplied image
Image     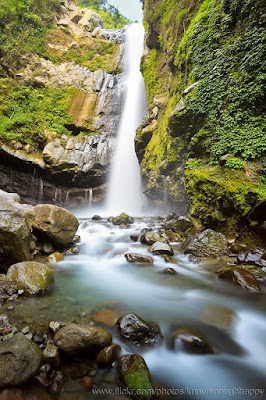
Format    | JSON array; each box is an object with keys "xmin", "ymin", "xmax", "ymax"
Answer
[
  {"xmin": 174, "ymin": 0, "xmax": 266, "ymax": 161},
  {"xmin": 186, "ymin": 159, "xmax": 200, "ymax": 170},
  {"xmin": 141, "ymin": 49, "xmax": 159, "ymax": 105},
  {"xmin": 77, "ymin": 0, "xmax": 128, "ymax": 28},
  {"xmin": 141, "ymin": 0, "xmax": 266, "ymax": 222},
  {"xmin": 0, "ymin": 81, "xmax": 74, "ymax": 146},
  {"xmin": 225, "ymin": 157, "xmax": 245, "ymax": 170},
  {"xmin": 0, "ymin": 0, "xmax": 61, "ymax": 67}
]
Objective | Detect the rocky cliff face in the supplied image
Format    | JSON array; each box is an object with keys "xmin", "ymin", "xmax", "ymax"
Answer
[
  {"xmin": 137, "ymin": 0, "xmax": 266, "ymax": 235},
  {"xmin": 0, "ymin": 0, "xmax": 125, "ymax": 206}
]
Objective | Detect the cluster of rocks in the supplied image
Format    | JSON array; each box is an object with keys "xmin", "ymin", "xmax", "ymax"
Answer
[
  {"xmin": 108, "ymin": 212, "xmax": 265, "ymax": 292},
  {"xmin": 1, "ymin": 309, "xmax": 233, "ymax": 399},
  {"xmin": 0, "ymin": 190, "xmax": 79, "ymax": 271}
]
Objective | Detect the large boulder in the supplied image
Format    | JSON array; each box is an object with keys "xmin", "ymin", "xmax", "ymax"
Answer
[
  {"xmin": 167, "ymin": 216, "xmax": 196, "ymax": 236},
  {"xmin": 218, "ymin": 267, "xmax": 261, "ymax": 293},
  {"xmin": 0, "ymin": 190, "xmax": 35, "ymax": 270},
  {"xmin": 78, "ymin": 9, "xmax": 103, "ymax": 32},
  {"xmin": 117, "ymin": 355, "xmax": 154, "ymax": 400},
  {"xmin": 54, "ymin": 324, "xmax": 112, "ymax": 355},
  {"xmin": 34, "ymin": 205, "xmax": 79, "ymax": 247},
  {"xmin": 6, "ymin": 262, "xmax": 54, "ymax": 295},
  {"xmin": 116, "ymin": 313, "xmax": 163, "ymax": 348},
  {"xmin": 0, "ymin": 333, "xmax": 42, "ymax": 387},
  {"xmin": 184, "ymin": 229, "xmax": 228, "ymax": 258}
]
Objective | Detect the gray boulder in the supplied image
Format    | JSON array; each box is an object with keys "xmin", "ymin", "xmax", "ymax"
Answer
[
  {"xmin": 34, "ymin": 204, "xmax": 79, "ymax": 247},
  {"xmin": 0, "ymin": 190, "xmax": 35, "ymax": 270},
  {"xmin": 184, "ymin": 229, "xmax": 228, "ymax": 258},
  {"xmin": 0, "ymin": 333, "xmax": 42, "ymax": 387}
]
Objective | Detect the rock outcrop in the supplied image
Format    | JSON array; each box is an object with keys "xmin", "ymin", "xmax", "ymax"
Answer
[
  {"xmin": 0, "ymin": 190, "xmax": 35, "ymax": 269},
  {"xmin": 0, "ymin": 190, "xmax": 79, "ymax": 271},
  {"xmin": 0, "ymin": 0, "xmax": 125, "ymax": 206}
]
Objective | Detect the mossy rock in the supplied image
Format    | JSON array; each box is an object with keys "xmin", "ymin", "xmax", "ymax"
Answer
[
  {"xmin": 108, "ymin": 213, "xmax": 134, "ymax": 226},
  {"xmin": 117, "ymin": 354, "xmax": 154, "ymax": 400},
  {"xmin": 6, "ymin": 262, "xmax": 54, "ymax": 295}
]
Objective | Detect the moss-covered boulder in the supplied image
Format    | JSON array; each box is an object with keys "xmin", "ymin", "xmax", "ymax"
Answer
[
  {"xmin": 117, "ymin": 355, "xmax": 154, "ymax": 400},
  {"xmin": 6, "ymin": 262, "xmax": 54, "ymax": 295},
  {"xmin": 108, "ymin": 213, "xmax": 134, "ymax": 226},
  {"xmin": 184, "ymin": 229, "xmax": 228, "ymax": 258},
  {"xmin": 165, "ymin": 216, "xmax": 197, "ymax": 236}
]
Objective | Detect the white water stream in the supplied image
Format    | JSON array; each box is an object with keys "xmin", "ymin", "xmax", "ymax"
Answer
[{"xmin": 106, "ymin": 23, "xmax": 147, "ymax": 216}]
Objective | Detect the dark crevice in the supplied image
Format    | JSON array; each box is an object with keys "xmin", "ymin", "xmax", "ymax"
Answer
[{"xmin": 65, "ymin": 124, "xmax": 89, "ymax": 136}]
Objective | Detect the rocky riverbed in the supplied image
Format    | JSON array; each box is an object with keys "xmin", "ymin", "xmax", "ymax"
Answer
[{"xmin": 0, "ymin": 190, "xmax": 266, "ymax": 399}]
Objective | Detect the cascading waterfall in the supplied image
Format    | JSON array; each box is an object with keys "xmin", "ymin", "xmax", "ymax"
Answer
[{"xmin": 106, "ymin": 23, "xmax": 147, "ymax": 216}]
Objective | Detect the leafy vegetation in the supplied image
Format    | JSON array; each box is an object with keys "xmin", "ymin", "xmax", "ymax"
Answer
[
  {"xmin": 77, "ymin": 0, "xmax": 128, "ymax": 28},
  {"xmin": 0, "ymin": 0, "xmax": 61, "ymax": 68},
  {"xmin": 140, "ymin": 0, "xmax": 266, "ymax": 224},
  {"xmin": 0, "ymin": 79, "xmax": 75, "ymax": 146},
  {"xmin": 45, "ymin": 28, "xmax": 120, "ymax": 73}
]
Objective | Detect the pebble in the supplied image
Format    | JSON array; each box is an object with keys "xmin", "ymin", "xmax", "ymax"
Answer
[
  {"xmin": 80, "ymin": 376, "xmax": 93, "ymax": 391},
  {"xmin": 22, "ymin": 326, "xmax": 30, "ymax": 334},
  {"xmin": 25, "ymin": 333, "xmax": 33, "ymax": 340}
]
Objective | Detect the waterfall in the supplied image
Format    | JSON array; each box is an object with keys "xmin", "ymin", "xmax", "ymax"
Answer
[{"xmin": 106, "ymin": 23, "xmax": 147, "ymax": 216}]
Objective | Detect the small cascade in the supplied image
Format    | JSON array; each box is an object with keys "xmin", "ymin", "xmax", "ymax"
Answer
[
  {"xmin": 106, "ymin": 23, "xmax": 147, "ymax": 216},
  {"xmin": 65, "ymin": 189, "xmax": 70, "ymax": 206},
  {"xmin": 89, "ymin": 189, "xmax": 93, "ymax": 207},
  {"xmin": 38, "ymin": 177, "xmax": 44, "ymax": 203}
]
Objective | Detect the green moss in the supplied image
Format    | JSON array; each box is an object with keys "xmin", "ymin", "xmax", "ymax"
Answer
[
  {"xmin": 141, "ymin": 49, "xmax": 159, "ymax": 106},
  {"xmin": 186, "ymin": 163, "xmax": 266, "ymax": 221},
  {"xmin": 0, "ymin": 83, "xmax": 75, "ymax": 147},
  {"xmin": 141, "ymin": 0, "xmax": 266, "ymax": 222},
  {"xmin": 123, "ymin": 356, "xmax": 153, "ymax": 400}
]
